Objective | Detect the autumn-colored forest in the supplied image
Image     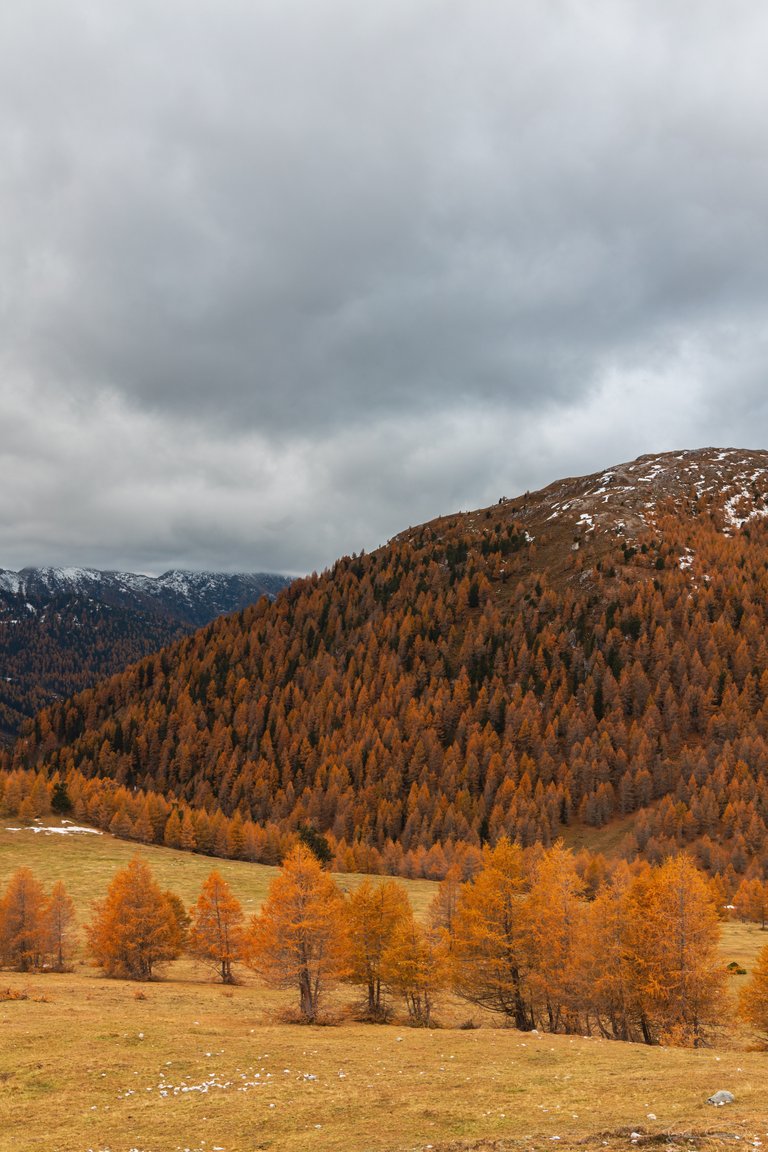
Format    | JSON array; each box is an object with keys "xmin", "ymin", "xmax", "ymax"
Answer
[
  {"xmin": 0, "ymin": 571, "xmax": 288, "ymax": 742},
  {"xmin": 9, "ymin": 451, "xmax": 768, "ymax": 888},
  {"xmin": 4, "ymin": 442, "xmax": 768, "ymax": 889}
]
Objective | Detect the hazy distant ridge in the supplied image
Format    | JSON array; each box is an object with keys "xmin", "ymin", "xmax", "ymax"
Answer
[{"xmin": 0, "ymin": 566, "xmax": 291, "ymax": 627}]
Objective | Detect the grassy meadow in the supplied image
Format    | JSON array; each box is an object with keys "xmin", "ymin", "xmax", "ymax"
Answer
[{"xmin": 1, "ymin": 821, "xmax": 767, "ymax": 1152}]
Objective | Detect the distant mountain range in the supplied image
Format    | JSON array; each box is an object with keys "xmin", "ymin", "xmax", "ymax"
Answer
[
  {"xmin": 13, "ymin": 448, "xmax": 768, "ymax": 879},
  {"xmin": 0, "ymin": 567, "xmax": 291, "ymax": 741}
]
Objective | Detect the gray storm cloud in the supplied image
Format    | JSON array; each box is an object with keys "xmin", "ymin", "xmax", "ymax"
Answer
[{"xmin": 2, "ymin": 0, "xmax": 768, "ymax": 573}]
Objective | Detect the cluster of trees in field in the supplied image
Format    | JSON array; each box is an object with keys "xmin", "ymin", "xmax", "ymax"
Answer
[
  {"xmin": 4, "ymin": 842, "xmax": 768, "ymax": 1048},
  {"xmin": 9, "ymin": 505, "xmax": 768, "ymax": 880},
  {"xmin": 0, "ymin": 868, "xmax": 76, "ymax": 972},
  {"xmin": 0, "ymin": 766, "xmax": 476, "ymax": 878}
]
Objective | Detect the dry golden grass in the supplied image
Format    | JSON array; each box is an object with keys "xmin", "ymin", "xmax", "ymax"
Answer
[
  {"xmin": 0, "ymin": 821, "xmax": 438, "ymax": 925},
  {"xmin": 1, "ymin": 821, "xmax": 767, "ymax": 1152}
]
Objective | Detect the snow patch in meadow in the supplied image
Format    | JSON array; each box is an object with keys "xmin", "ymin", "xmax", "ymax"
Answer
[{"xmin": 5, "ymin": 824, "xmax": 102, "ymax": 836}]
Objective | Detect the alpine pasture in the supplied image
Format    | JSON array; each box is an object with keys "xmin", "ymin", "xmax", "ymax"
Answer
[{"xmin": 1, "ymin": 822, "xmax": 766, "ymax": 1152}]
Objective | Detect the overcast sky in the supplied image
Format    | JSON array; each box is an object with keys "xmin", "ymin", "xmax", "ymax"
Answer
[{"xmin": 2, "ymin": 0, "xmax": 768, "ymax": 575}]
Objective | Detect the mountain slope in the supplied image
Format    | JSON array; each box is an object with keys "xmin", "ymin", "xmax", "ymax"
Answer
[
  {"xmin": 10, "ymin": 449, "xmax": 768, "ymax": 877},
  {"xmin": 0, "ymin": 567, "xmax": 290, "ymax": 741}
]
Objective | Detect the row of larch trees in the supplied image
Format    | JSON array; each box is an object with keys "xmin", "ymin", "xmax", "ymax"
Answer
[
  {"xmin": 240, "ymin": 840, "xmax": 755, "ymax": 1045},
  {"xmin": 447, "ymin": 840, "xmax": 727, "ymax": 1046},
  {"xmin": 5, "ymin": 841, "xmax": 768, "ymax": 1047}
]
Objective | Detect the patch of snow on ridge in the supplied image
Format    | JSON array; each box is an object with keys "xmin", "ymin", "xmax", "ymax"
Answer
[
  {"xmin": 51, "ymin": 567, "xmax": 96, "ymax": 584},
  {"xmin": 156, "ymin": 570, "xmax": 200, "ymax": 596},
  {"xmin": 0, "ymin": 570, "xmax": 22, "ymax": 594},
  {"xmin": 35, "ymin": 566, "xmax": 103, "ymax": 590},
  {"xmin": 723, "ymin": 492, "xmax": 768, "ymax": 532}
]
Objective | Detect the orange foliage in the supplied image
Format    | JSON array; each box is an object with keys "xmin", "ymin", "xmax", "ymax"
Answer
[
  {"xmin": 0, "ymin": 867, "xmax": 46, "ymax": 971},
  {"xmin": 86, "ymin": 858, "xmax": 181, "ymax": 980},
  {"xmin": 44, "ymin": 880, "xmax": 77, "ymax": 972},
  {"xmin": 739, "ymin": 943, "xmax": 768, "ymax": 1044},
  {"xmin": 244, "ymin": 845, "xmax": 349, "ymax": 1021},
  {"xmin": 188, "ymin": 871, "xmax": 245, "ymax": 984},
  {"xmin": 380, "ymin": 910, "xmax": 447, "ymax": 1027},
  {"xmin": 345, "ymin": 878, "xmax": 411, "ymax": 1019}
]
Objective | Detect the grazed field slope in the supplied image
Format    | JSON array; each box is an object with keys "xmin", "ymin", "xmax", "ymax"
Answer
[
  {"xmin": 1, "ymin": 824, "xmax": 767, "ymax": 1152},
  {"xmin": 0, "ymin": 822, "xmax": 437, "ymax": 925},
  {"xmin": 13, "ymin": 448, "xmax": 768, "ymax": 878}
]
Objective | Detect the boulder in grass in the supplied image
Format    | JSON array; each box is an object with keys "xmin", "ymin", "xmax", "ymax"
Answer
[{"xmin": 707, "ymin": 1091, "xmax": 735, "ymax": 1106}]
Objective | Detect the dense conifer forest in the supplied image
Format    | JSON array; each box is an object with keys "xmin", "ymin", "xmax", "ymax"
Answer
[{"xmin": 8, "ymin": 450, "xmax": 768, "ymax": 885}]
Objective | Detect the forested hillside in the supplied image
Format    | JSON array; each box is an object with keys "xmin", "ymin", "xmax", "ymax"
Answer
[
  {"xmin": 9, "ymin": 449, "xmax": 768, "ymax": 881},
  {"xmin": 0, "ymin": 568, "xmax": 290, "ymax": 741}
]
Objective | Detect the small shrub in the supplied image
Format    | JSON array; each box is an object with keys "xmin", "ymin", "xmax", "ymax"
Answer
[
  {"xmin": 276, "ymin": 1004, "xmax": 341, "ymax": 1026},
  {"xmin": 352, "ymin": 1003, "xmax": 394, "ymax": 1024},
  {"xmin": 0, "ymin": 987, "xmax": 29, "ymax": 1002}
]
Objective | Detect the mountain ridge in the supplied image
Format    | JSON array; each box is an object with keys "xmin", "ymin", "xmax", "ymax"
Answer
[
  {"xmin": 394, "ymin": 446, "xmax": 768, "ymax": 589},
  {"xmin": 0, "ymin": 565, "xmax": 290, "ymax": 624}
]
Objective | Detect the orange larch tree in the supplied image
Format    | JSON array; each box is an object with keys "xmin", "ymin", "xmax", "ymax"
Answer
[
  {"xmin": 428, "ymin": 864, "xmax": 463, "ymax": 950},
  {"xmin": 345, "ymin": 877, "xmax": 411, "ymax": 1019},
  {"xmin": 381, "ymin": 909, "xmax": 447, "ymax": 1027},
  {"xmin": 86, "ymin": 858, "xmax": 181, "ymax": 980},
  {"xmin": 42, "ymin": 879, "xmax": 77, "ymax": 972},
  {"xmin": 580, "ymin": 862, "xmax": 637, "ymax": 1041},
  {"xmin": 624, "ymin": 854, "xmax": 727, "ymax": 1046},
  {"xmin": 525, "ymin": 843, "xmax": 586, "ymax": 1033},
  {"xmin": 245, "ymin": 844, "xmax": 349, "ymax": 1021},
  {"xmin": 0, "ymin": 867, "xmax": 46, "ymax": 971},
  {"xmin": 739, "ymin": 941, "xmax": 768, "ymax": 1045},
  {"xmin": 188, "ymin": 870, "xmax": 245, "ymax": 984},
  {"xmin": 451, "ymin": 837, "xmax": 533, "ymax": 1030},
  {"xmin": 733, "ymin": 875, "xmax": 768, "ymax": 929}
]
